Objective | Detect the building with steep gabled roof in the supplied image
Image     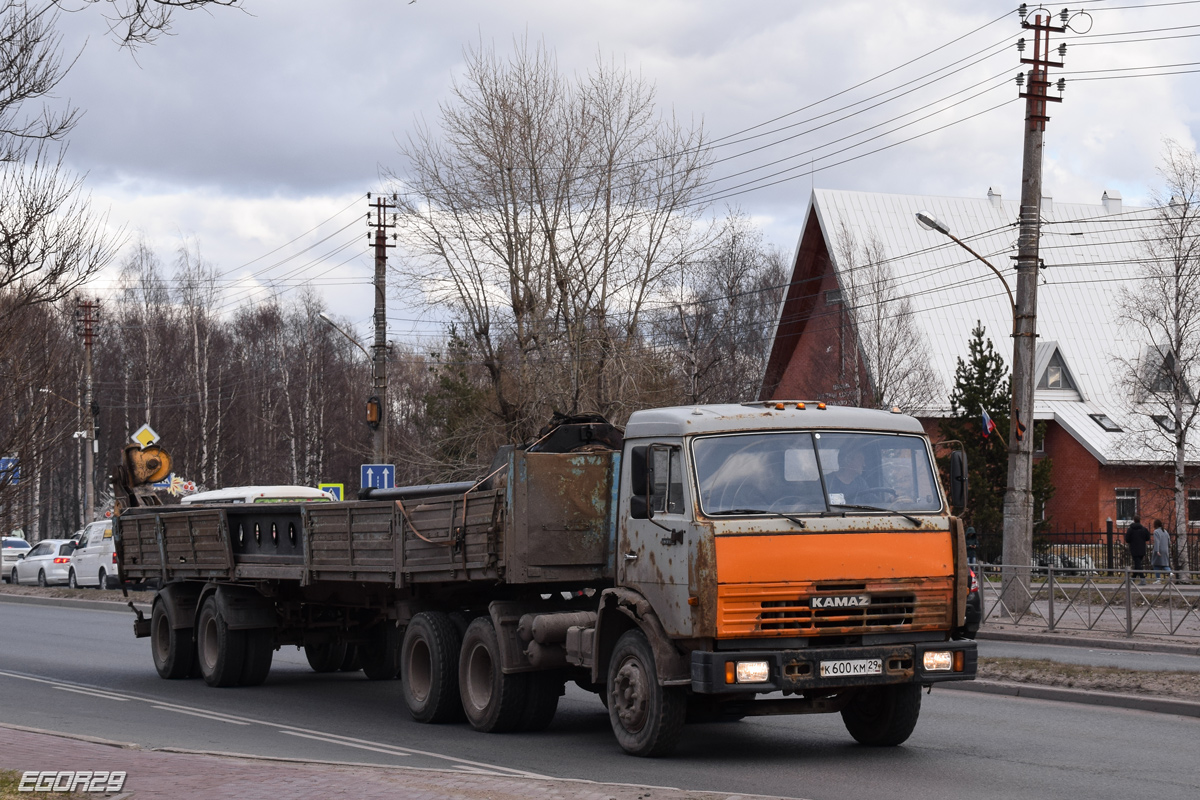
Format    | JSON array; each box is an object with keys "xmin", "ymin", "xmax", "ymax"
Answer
[{"xmin": 761, "ymin": 187, "xmax": 1198, "ymax": 532}]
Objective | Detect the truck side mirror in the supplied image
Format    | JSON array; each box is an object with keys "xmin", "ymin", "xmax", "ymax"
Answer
[
  {"xmin": 949, "ymin": 450, "xmax": 968, "ymax": 512},
  {"xmin": 629, "ymin": 446, "xmax": 653, "ymax": 519}
]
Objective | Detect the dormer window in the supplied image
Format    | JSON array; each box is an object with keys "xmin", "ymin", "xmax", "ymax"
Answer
[{"xmin": 1038, "ymin": 350, "xmax": 1076, "ymax": 391}]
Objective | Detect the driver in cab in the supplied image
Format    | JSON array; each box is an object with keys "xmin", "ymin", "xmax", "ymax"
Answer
[{"xmin": 827, "ymin": 447, "xmax": 868, "ymax": 505}]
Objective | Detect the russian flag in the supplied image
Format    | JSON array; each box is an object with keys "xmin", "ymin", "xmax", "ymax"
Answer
[{"xmin": 980, "ymin": 405, "xmax": 997, "ymax": 439}]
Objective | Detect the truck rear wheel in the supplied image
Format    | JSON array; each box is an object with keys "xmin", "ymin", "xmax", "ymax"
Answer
[
  {"xmin": 459, "ymin": 617, "xmax": 528, "ymax": 733},
  {"xmin": 840, "ymin": 684, "xmax": 922, "ymax": 746},
  {"xmin": 196, "ymin": 596, "xmax": 247, "ymax": 688},
  {"xmin": 305, "ymin": 642, "xmax": 347, "ymax": 673},
  {"xmin": 401, "ymin": 611, "xmax": 463, "ymax": 723},
  {"xmin": 239, "ymin": 629, "xmax": 274, "ymax": 687},
  {"xmin": 607, "ymin": 630, "xmax": 686, "ymax": 757},
  {"xmin": 519, "ymin": 670, "xmax": 563, "ymax": 732},
  {"xmin": 150, "ymin": 601, "xmax": 195, "ymax": 680}
]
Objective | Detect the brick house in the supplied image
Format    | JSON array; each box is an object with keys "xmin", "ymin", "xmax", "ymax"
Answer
[{"xmin": 760, "ymin": 187, "xmax": 1198, "ymax": 534}]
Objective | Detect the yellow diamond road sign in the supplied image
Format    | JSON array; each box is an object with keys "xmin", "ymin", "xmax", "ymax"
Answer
[{"xmin": 131, "ymin": 424, "xmax": 160, "ymax": 448}]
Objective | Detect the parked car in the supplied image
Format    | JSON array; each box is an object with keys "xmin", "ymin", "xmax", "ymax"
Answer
[
  {"xmin": 10, "ymin": 539, "xmax": 76, "ymax": 587},
  {"xmin": 2, "ymin": 537, "xmax": 31, "ymax": 582},
  {"xmin": 71, "ymin": 520, "xmax": 119, "ymax": 589}
]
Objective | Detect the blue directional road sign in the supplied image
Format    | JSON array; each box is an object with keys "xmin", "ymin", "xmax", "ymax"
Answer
[
  {"xmin": 0, "ymin": 457, "xmax": 18, "ymax": 486},
  {"xmin": 360, "ymin": 464, "xmax": 395, "ymax": 490}
]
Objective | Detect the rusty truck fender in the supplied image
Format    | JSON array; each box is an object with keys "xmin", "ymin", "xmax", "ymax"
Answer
[
  {"xmin": 155, "ymin": 582, "xmax": 202, "ymax": 629},
  {"xmin": 591, "ymin": 587, "xmax": 689, "ymax": 686}
]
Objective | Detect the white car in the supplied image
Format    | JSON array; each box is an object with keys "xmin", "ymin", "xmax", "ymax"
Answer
[
  {"xmin": 70, "ymin": 520, "xmax": 119, "ymax": 589},
  {"xmin": 2, "ymin": 537, "xmax": 31, "ymax": 582},
  {"xmin": 10, "ymin": 538, "xmax": 76, "ymax": 587}
]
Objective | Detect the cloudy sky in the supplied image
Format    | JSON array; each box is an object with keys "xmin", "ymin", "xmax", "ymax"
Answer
[{"xmin": 47, "ymin": 0, "xmax": 1200, "ymax": 346}]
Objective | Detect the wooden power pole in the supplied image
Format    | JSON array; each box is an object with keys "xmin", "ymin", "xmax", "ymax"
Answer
[
  {"xmin": 1001, "ymin": 5, "xmax": 1067, "ymax": 613},
  {"xmin": 75, "ymin": 299, "xmax": 100, "ymax": 525},
  {"xmin": 367, "ymin": 194, "xmax": 395, "ymax": 465}
]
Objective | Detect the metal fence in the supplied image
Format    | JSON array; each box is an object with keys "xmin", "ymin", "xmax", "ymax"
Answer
[
  {"xmin": 975, "ymin": 527, "xmax": 1200, "ymax": 575},
  {"xmin": 977, "ymin": 564, "xmax": 1200, "ymax": 640}
]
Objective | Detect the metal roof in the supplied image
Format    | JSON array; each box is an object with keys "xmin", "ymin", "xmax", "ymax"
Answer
[
  {"xmin": 625, "ymin": 402, "xmax": 925, "ymax": 439},
  {"xmin": 803, "ymin": 187, "xmax": 1184, "ymax": 465}
]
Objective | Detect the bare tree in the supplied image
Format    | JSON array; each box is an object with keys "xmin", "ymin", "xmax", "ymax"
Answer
[
  {"xmin": 665, "ymin": 210, "xmax": 787, "ymax": 404},
  {"xmin": 834, "ymin": 222, "xmax": 939, "ymax": 411},
  {"xmin": 1113, "ymin": 142, "xmax": 1200, "ymax": 580},
  {"xmin": 389, "ymin": 38, "xmax": 711, "ymax": 440},
  {"xmin": 59, "ymin": 0, "xmax": 242, "ymax": 48}
]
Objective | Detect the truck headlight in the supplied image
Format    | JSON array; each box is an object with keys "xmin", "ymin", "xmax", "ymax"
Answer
[
  {"xmin": 923, "ymin": 651, "xmax": 953, "ymax": 672},
  {"xmin": 735, "ymin": 660, "xmax": 770, "ymax": 683}
]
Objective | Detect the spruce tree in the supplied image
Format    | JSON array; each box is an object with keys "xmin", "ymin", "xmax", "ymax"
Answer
[{"xmin": 940, "ymin": 323, "xmax": 1054, "ymax": 560}]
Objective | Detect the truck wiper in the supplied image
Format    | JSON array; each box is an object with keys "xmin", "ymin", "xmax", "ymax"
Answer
[
  {"xmin": 828, "ymin": 504, "xmax": 922, "ymax": 527},
  {"xmin": 714, "ymin": 509, "xmax": 806, "ymax": 528}
]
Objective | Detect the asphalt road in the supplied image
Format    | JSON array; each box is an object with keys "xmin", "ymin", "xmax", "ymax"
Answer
[{"xmin": 2, "ymin": 600, "xmax": 1199, "ymax": 800}]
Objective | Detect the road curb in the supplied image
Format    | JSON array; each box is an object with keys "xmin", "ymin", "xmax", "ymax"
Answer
[
  {"xmin": 940, "ymin": 679, "xmax": 1200, "ymax": 717},
  {"xmin": 0, "ymin": 592, "xmax": 150, "ymax": 615},
  {"xmin": 977, "ymin": 628, "xmax": 1200, "ymax": 656}
]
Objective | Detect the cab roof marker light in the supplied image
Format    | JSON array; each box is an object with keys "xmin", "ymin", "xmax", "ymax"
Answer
[
  {"xmin": 796, "ymin": 402, "xmax": 806, "ymax": 410},
  {"xmin": 817, "ymin": 402, "xmax": 827, "ymax": 410},
  {"xmin": 775, "ymin": 402, "xmax": 785, "ymax": 410}
]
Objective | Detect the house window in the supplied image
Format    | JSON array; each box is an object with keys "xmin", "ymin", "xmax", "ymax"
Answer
[
  {"xmin": 824, "ymin": 289, "xmax": 842, "ymax": 305},
  {"xmin": 1152, "ymin": 415, "xmax": 1176, "ymax": 433},
  {"xmin": 1089, "ymin": 413, "xmax": 1122, "ymax": 433},
  {"xmin": 1189, "ymin": 490, "xmax": 1200, "ymax": 527},
  {"xmin": 1115, "ymin": 488, "xmax": 1139, "ymax": 525}
]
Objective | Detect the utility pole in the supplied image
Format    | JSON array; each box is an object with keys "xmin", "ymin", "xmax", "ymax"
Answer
[
  {"xmin": 1001, "ymin": 5, "xmax": 1067, "ymax": 614},
  {"xmin": 75, "ymin": 299, "xmax": 100, "ymax": 525},
  {"xmin": 367, "ymin": 194, "xmax": 395, "ymax": 465}
]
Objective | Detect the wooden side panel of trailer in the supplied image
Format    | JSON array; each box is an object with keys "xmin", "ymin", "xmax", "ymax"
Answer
[
  {"xmin": 305, "ymin": 502, "xmax": 396, "ymax": 583},
  {"xmin": 397, "ymin": 489, "xmax": 504, "ymax": 584}
]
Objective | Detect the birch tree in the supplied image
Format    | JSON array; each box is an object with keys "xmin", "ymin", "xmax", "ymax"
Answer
[{"xmin": 1114, "ymin": 142, "xmax": 1200, "ymax": 580}]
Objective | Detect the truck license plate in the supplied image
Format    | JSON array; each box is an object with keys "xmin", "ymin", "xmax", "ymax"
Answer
[{"xmin": 820, "ymin": 658, "xmax": 883, "ymax": 677}]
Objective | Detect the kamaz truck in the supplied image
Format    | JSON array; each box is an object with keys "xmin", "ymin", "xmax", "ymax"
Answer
[{"xmin": 114, "ymin": 402, "xmax": 978, "ymax": 757}]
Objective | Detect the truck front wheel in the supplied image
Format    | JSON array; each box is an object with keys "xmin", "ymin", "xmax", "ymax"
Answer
[
  {"xmin": 401, "ymin": 611, "xmax": 463, "ymax": 723},
  {"xmin": 606, "ymin": 630, "xmax": 686, "ymax": 757},
  {"xmin": 459, "ymin": 617, "xmax": 527, "ymax": 733},
  {"xmin": 196, "ymin": 596, "xmax": 247, "ymax": 688},
  {"xmin": 840, "ymin": 684, "xmax": 922, "ymax": 746},
  {"xmin": 150, "ymin": 601, "xmax": 195, "ymax": 680}
]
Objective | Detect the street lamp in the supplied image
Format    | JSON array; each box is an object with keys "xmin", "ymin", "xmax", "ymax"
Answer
[
  {"xmin": 915, "ymin": 211, "xmax": 1035, "ymax": 615},
  {"xmin": 318, "ymin": 312, "xmax": 385, "ymax": 464},
  {"xmin": 40, "ymin": 388, "xmax": 97, "ymax": 525}
]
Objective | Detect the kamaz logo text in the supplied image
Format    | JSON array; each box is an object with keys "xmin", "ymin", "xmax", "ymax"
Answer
[{"xmin": 810, "ymin": 594, "xmax": 870, "ymax": 609}]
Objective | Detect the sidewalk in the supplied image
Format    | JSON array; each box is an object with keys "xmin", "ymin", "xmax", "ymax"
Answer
[{"xmin": 0, "ymin": 724, "xmax": 780, "ymax": 800}]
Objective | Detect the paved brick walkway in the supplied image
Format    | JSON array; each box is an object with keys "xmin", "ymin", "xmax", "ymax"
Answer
[{"xmin": 0, "ymin": 724, "xmax": 775, "ymax": 800}]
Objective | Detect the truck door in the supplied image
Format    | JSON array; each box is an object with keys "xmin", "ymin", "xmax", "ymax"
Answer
[{"xmin": 619, "ymin": 443, "xmax": 695, "ymax": 637}]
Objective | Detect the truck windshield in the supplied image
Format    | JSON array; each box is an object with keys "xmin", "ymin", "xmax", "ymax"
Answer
[{"xmin": 692, "ymin": 431, "xmax": 942, "ymax": 516}]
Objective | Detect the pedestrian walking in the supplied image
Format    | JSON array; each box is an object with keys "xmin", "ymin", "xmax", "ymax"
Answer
[
  {"xmin": 1150, "ymin": 519, "xmax": 1172, "ymax": 583},
  {"xmin": 1125, "ymin": 515, "xmax": 1151, "ymax": 585}
]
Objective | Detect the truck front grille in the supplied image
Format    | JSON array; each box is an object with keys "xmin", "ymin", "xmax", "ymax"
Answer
[
  {"xmin": 717, "ymin": 578, "xmax": 952, "ymax": 638},
  {"xmin": 760, "ymin": 594, "xmax": 915, "ymax": 631}
]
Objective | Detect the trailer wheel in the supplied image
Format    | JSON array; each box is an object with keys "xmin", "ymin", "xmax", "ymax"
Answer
[
  {"xmin": 401, "ymin": 611, "xmax": 463, "ymax": 723},
  {"xmin": 150, "ymin": 600, "xmax": 195, "ymax": 680},
  {"xmin": 519, "ymin": 670, "xmax": 563, "ymax": 732},
  {"xmin": 239, "ymin": 629, "xmax": 274, "ymax": 687},
  {"xmin": 840, "ymin": 684, "xmax": 922, "ymax": 746},
  {"xmin": 339, "ymin": 645, "xmax": 362, "ymax": 672},
  {"xmin": 196, "ymin": 596, "xmax": 247, "ymax": 688},
  {"xmin": 607, "ymin": 630, "xmax": 686, "ymax": 757},
  {"xmin": 361, "ymin": 624, "xmax": 402, "ymax": 680},
  {"xmin": 305, "ymin": 642, "xmax": 347, "ymax": 673},
  {"xmin": 457, "ymin": 617, "xmax": 527, "ymax": 733}
]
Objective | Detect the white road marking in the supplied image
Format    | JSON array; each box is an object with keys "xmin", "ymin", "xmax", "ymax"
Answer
[
  {"xmin": 0, "ymin": 668, "xmax": 551, "ymax": 779},
  {"xmin": 54, "ymin": 686, "xmax": 131, "ymax": 702},
  {"xmin": 151, "ymin": 706, "xmax": 252, "ymax": 725},
  {"xmin": 278, "ymin": 731, "xmax": 410, "ymax": 757}
]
